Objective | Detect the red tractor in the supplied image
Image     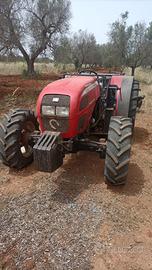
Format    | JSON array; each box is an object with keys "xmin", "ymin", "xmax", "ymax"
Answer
[{"xmin": 0, "ymin": 70, "xmax": 141, "ymax": 185}]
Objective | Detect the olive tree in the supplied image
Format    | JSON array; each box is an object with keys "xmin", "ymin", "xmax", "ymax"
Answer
[
  {"xmin": 108, "ymin": 12, "xmax": 148, "ymax": 75},
  {"xmin": 108, "ymin": 12, "xmax": 131, "ymax": 69},
  {"xmin": 71, "ymin": 30, "xmax": 98, "ymax": 69},
  {"xmin": 53, "ymin": 30, "xmax": 101, "ymax": 69},
  {"xmin": 53, "ymin": 36, "xmax": 72, "ymax": 64},
  {"xmin": 144, "ymin": 22, "xmax": 152, "ymax": 68},
  {"xmin": 0, "ymin": 0, "xmax": 71, "ymax": 75},
  {"xmin": 126, "ymin": 22, "xmax": 147, "ymax": 75}
]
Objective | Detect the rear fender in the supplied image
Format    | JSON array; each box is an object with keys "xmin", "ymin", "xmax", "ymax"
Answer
[{"xmin": 110, "ymin": 76, "xmax": 134, "ymax": 117}]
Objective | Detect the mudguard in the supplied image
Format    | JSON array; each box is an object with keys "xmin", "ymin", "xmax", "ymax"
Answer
[{"xmin": 116, "ymin": 76, "xmax": 134, "ymax": 117}]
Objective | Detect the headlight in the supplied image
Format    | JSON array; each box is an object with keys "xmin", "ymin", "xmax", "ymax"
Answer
[
  {"xmin": 42, "ymin": 105, "xmax": 55, "ymax": 116},
  {"xmin": 56, "ymin": 106, "xmax": 69, "ymax": 117}
]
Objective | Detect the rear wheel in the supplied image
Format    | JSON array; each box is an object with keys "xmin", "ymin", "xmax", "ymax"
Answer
[
  {"xmin": 116, "ymin": 77, "xmax": 140, "ymax": 130},
  {"xmin": 128, "ymin": 80, "xmax": 140, "ymax": 128},
  {"xmin": 104, "ymin": 116, "xmax": 132, "ymax": 185},
  {"xmin": 0, "ymin": 109, "xmax": 38, "ymax": 169}
]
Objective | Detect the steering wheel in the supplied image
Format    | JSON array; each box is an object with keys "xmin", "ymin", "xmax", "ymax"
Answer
[{"xmin": 78, "ymin": 70, "xmax": 98, "ymax": 77}]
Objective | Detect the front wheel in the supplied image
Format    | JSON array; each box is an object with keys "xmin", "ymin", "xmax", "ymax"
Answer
[
  {"xmin": 104, "ymin": 116, "xmax": 132, "ymax": 185},
  {"xmin": 0, "ymin": 109, "xmax": 38, "ymax": 169}
]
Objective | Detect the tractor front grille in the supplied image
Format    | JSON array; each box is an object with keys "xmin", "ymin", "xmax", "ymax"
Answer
[{"xmin": 41, "ymin": 94, "xmax": 70, "ymax": 133}]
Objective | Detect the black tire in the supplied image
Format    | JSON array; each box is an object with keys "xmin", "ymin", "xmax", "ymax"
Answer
[
  {"xmin": 0, "ymin": 115, "xmax": 10, "ymax": 165},
  {"xmin": 116, "ymin": 77, "xmax": 140, "ymax": 129},
  {"xmin": 0, "ymin": 109, "xmax": 38, "ymax": 169},
  {"xmin": 104, "ymin": 116, "xmax": 132, "ymax": 185},
  {"xmin": 128, "ymin": 80, "xmax": 140, "ymax": 128}
]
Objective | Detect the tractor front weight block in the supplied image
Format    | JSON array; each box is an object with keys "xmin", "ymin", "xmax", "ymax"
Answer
[{"xmin": 33, "ymin": 131, "xmax": 63, "ymax": 173}]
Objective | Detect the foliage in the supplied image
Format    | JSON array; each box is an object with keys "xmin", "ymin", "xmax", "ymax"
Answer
[
  {"xmin": 53, "ymin": 36, "xmax": 72, "ymax": 64},
  {"xmin": 0, "ymin": 0, "xmax": 71, "ymax": 75},
  {"xmin": 54, "ymin": 13, "xmax": 152, "ymax": 75},
  {"xmin": 54, "ymin": 30, "xmax": 102, "ymax": 69},
  {"xmin": 71, "ymin": 30, "xmax": 98, "ymax": 68},
  {"xmin": 107, "ymin": 12, "xmax": 151, "ymax": 75},
  {"xmin": 0, "ymin": 3, "xmax": 152, "ymax": 75},
  {"xmin": 143, "ymin": 22, "xmax": 152, "ymax": 68}
]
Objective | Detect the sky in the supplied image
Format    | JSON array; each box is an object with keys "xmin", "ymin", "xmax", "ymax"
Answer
[{"xmin": 70, "ymin": 0, "xmax": 152, "ymax": 43}]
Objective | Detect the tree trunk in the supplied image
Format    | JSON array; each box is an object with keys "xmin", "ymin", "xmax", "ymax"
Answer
[
  {"xmin": 26, "ymin": 59, "xmax": 35, "ymax": 76},
  {"xmin": 131, "ymin": 66, "xmax": 136, "ymax": 76}
]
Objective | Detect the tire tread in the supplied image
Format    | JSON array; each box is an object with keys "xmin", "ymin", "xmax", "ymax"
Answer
[
  {"xmin": 104, "ymin": 116, "xmax": 132, "ymax": 185},
  {"xmin": 0, "ymin": 109, "xmax": 38, "ymax": 169}
]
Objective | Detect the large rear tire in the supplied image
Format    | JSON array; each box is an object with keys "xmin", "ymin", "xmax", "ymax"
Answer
[
  {"xmin": 104, "ymin": 116, "xmax": 132, "ymax": 185},
  {"xmin": 128, "ymin": 80, "xmax": 140, "ymax": 128},
  {"xmin": 0, "ymin": 109, "xmax": 38, "ymax": 169},
  {"xmin": 117, "ymin": 77, "xmax": 140, "ymax": 129}
]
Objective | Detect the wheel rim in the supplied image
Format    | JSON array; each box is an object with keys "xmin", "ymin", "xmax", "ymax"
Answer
[{"xmin": 20, "ymin": 121, "xmax": 35, "ymax": 158}]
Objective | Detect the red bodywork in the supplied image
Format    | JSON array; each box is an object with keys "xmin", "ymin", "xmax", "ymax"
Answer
[
  {"xmin": 37, "ymin": 75, "xmax": 124, "ymax": 139},
  {"xmin": 110, "ymin": 76, "xmax": 123, "ymax": 115}
]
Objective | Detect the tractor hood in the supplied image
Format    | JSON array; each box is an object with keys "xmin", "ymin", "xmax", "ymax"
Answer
[
  {"xmin": 36, "ymin": 76, "xmax": 97, "ymax": 118},
  {"xmin": 36, "ymin": 76, "xmax": 100, "ymax": 137},
  {"xmin": 38, "ymin": 76, "xmax": 97, "ymax": 98}
]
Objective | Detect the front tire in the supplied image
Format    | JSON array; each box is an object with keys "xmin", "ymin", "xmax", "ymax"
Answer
[
  {"xmin": 104, "ymin": 116, "xmax": 132, "ymax": 185},
  {"xmin": 0, "ymin": 109, "xmax": 38, "ymax": 169}
]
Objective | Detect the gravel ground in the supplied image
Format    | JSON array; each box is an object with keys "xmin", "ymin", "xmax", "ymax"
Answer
[
  {"xmin": 0, "ymin": 83, "xmax": 152, "ymax": 270},
  {"xmin": 0, "ymin": 170, "xmax": 105, "ymax": 270}
]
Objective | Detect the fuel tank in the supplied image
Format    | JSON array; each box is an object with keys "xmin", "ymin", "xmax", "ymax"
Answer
[{"xmin": 36, "ymin": 76, "xmax": 100, "ymax": 138}]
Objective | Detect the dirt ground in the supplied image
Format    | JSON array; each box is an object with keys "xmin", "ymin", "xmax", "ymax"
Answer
[
  {"xmin": 0, "ymin": 76, "xmax": 152, "ymax": 270},
  {"xmin": 0, "ymin": 74, "xmax": 59, "ymax": 113}
]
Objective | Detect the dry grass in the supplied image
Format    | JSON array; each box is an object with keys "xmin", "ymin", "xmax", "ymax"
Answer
[
  {"xmin": 140, "ymin": 83, "xmax": 152, "ymax": 114},
  {"xmin": 125, "ymin": 67, "xmax": 152, "ymax": 85},
  {"xmin": 0, "ymin": 62, "xmax": 26, "ymax": 75},
  {"xmin": 135, "ymin": 68, "xmax": 152, "ymax": 85},
  {"xmin": 0, "ymin": 62, "xmax": 151, "ymax": 86},
  {"xmin": 0, "ymin": 62, "xmax": 75, "ymax": 75}
]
